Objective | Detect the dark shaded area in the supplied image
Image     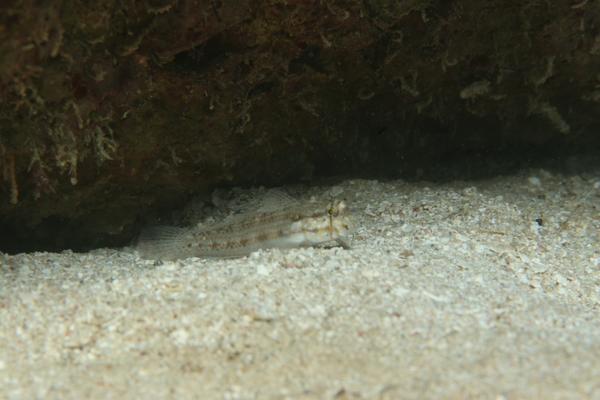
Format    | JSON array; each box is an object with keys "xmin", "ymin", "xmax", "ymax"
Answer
[
  {"xmin": 3, "ymin": 146, "xmax": 598, "ymax": 255},
  {"xmin": 0, "ymin": 1, "xmax": 599, "ymax": 253}
]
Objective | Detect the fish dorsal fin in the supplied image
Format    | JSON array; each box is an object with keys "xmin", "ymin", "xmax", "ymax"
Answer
[
  {"xmin": 204, "ymin": 189, "xmax": 299, "ymax": 228},
  {"xmin": 256, "ymin": 189, "xmax": 299, "ymax": 212},
  {"xmin": 225, "ymin": 189, "xmax": 299, "ymax": 215}
]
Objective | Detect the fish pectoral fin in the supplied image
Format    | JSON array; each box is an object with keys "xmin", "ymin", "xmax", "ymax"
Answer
[
  {"xmin": 335, "ymin": 238, "xmax": 351, "ymax": 249},
  {"xmin": 314, "ymin": 238, "xmax": 351, "ymax": 250}
]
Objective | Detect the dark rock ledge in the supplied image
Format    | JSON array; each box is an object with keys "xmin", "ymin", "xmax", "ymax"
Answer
[{"xmin": 0, "ymin": 0, "xmax": 599, "ymax": 252}]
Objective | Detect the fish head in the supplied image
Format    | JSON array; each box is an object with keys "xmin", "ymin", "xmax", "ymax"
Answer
[
  {"xmin": 326, "ymin": 200, "xmax": 354, "ymax": 240},
  {"xmin": 294, "ymin": 199, "xmax": 354, "ymax": 245}
]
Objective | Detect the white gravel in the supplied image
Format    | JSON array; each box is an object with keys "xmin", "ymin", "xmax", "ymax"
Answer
[{"xmin": 1, "ymin": 168, "xmax": 599, "ymax": 399}]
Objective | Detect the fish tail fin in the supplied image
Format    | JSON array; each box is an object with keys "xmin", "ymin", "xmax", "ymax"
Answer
[{"xmin": 135, "ymin": 225, "xmax": 190, "ymax": 261}]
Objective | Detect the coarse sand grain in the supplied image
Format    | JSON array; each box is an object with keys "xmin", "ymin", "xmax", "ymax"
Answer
[{"xmin": 1, "ymin": 168, "xmax": 599, "ymax": 399}]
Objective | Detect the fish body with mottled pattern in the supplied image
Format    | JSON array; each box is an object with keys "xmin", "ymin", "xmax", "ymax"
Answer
[{"xmin": 136, "ymin": 197, "xmax": 353, "ymax": 260}]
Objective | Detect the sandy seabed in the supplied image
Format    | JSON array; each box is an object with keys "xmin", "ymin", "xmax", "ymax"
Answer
[{"xmin": 1, "ymin": 167, "xmax": 599, "ymax": 399}]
